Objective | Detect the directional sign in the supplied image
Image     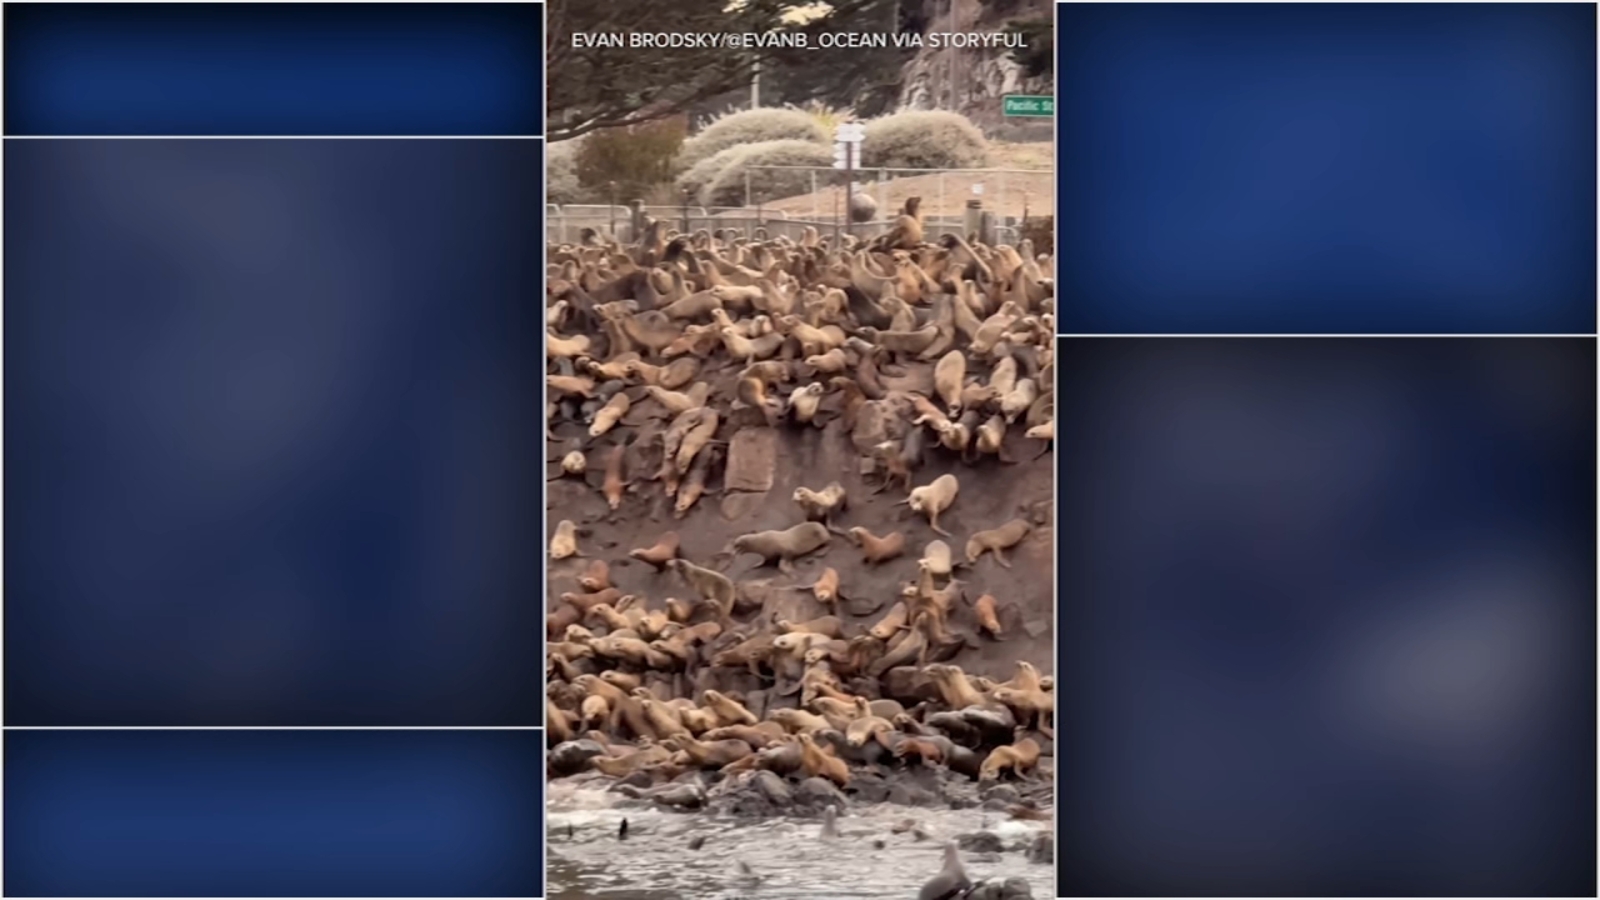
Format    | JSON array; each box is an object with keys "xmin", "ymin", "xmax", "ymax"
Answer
[
  {"xmin": 1002, "ymin": 95, "xmax": 1054, "ymax": 117},
  {"xmin": 832, "ymin": 141, "xmax": 859, "ymax": 170},
  {"xmin": 834, "ymin": 122, "xmax": 866, "ymax": 143}
]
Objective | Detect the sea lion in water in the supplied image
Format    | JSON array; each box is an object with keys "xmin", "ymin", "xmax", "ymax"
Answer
[
  {"xmin": 919, "ymin": 842, "xmax": 972, "ymax": 900},
  {"xmin": 965, "ymin": 518, "xmax": 1032, "ymax": 567},
  {"xmin": 728, "ymin": 522, "xmax": 831, "ymax": 573},
  {"xmin": 905, "ymin": 473, "xmax": 960, "ymax": 536}
]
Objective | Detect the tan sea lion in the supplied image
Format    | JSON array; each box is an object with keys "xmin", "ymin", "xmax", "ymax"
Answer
[
  {"xmin": 551, "ymin": 519, "xmax": 582, "ymax": 560},
  {"xmin": 630, "ymin": 531, "xmax": 680, "ymax": 570},
  {"xmin": 728, "ymin": 522, "xmax": 830, "ymax": 573},
  {"xmin": 905, "ymin": 473, "xmax": 959, "ymax": 536},
  {"xmin": 965, "ymin": 518, "xmax": 1032, "ymax": 567},
  {"xmin": 848, "ymin": 526, "xmax": 906, "ymax": 564}
]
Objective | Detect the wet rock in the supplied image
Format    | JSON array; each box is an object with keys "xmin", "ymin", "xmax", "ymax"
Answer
[
  {"xmin": 615, "ymin": 782, "xmax": 704, "ymax": 810},
  {"xmin": 751, "ymin": 770, "xmax": 792, "ymax": 807},
  {"xmin": 979, "ymin": 784, "xmax": 1020, "ymax": 805},
  {"xmin": 1026, "ymin": 833, "xmax": 1053, "ymax": 865},
  {"xmin": 548, "ymin": 740, "xmax": 605, "ymax": 777},
  {"xmin": 725, "ymin": 429, "xmax": 777, "ymax": 492},
  {"xmin": 616, "ymin": 769, "xmax": 656, "ymax": 790},
  {"xmin": 888, "ymin": 782, "xmax": 941, "ymax": 807},
  {"xmin": 970, "ymin": 877, "xmax": 1035, "ymax": 899},
  {"xmin": 957, "ymin": 831, "xmax": 1006, "ymax": 853},
  {"xmin": 796, "ymin": 776, "xmax": 847, "ymax": 810},
  {"xmin": 845, "ymin": 772, "xmax": 892, "ymax": 805}
]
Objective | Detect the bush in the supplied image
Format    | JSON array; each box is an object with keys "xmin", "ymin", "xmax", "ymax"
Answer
[
  {"xmin": 861, "ymin": 110, "xmax": 991, "ymax": 170},
  {"xmin": 676, "ymin": 146, "xmax": 742, "ymax": 202},
  {"xmin": 699, "ymin": 140, "xmax": 834, "ymax": 207},
  {"xmin": 547, "ymin": 141, "xmax": 583, "ymax": 205},
  {"xmin": 575, "ymin": 119, "xmax": 687, "ymax": 205},
  {"xmin": 678, "ymin": 107, "xmax": 829, "ymax": 172}
]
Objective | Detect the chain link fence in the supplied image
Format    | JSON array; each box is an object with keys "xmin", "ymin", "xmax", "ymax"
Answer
[{"xmin": 546, "ymin": 165, "xmax": 1051, "ymax": 248}]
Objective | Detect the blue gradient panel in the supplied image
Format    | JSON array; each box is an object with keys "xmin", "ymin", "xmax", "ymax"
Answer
[
  {"xmin": 1056, "ymin": 338, "xmax": 1596, "ymax": 896},
  {"xmin": 1056, "ymin": 3, "xmax": 1597, "ymax": 334},
  {"xmin": 3, "ymin": 3, "xmax": 542, "ymax": 136},
  {"xmin": 3, "ymin": 730, "xmax": 544, "ymax": 897},
  {"xmin": 5, "ymin": 139, "xmax": 543, "ymax": 726}
]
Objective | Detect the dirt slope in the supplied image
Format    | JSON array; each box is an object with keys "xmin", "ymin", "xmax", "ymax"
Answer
[{"xmin": 547, "ymin": 406, "xmax": 1054, "ymax": 694}]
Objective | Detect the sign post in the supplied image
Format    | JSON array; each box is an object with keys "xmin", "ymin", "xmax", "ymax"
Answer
[
  {"xmin": 1002, "ymin": 95, "xmax": 1054, "ymax": 117},
  {"xmin": 833, "ymin": 122, "xmax": 866, "ymax": 239}
]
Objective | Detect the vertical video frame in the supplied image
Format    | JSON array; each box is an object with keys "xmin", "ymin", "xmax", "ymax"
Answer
[{"xmin": 545, "ymin": 2, "xmax": 1055, "ymax": 896}]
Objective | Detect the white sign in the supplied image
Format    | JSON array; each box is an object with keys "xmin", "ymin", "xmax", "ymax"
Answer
[
  {"xmin": 971, "ymin": 183, "xmax": 985, "ymax": 195},
  {"xmin": 834, "ymin": 122, "xmax": 865, "ymax": 144},
  {"xmin": 832, "ymin": 141, "xmax": 859, "ymax": 170}
]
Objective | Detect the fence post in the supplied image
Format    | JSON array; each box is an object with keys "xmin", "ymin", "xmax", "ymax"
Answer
[
  {"xmin": 811, "ymin": 170, "xmax": 818, "ymax": 221},
  {"xmin": 607, "ymin": 182, "xmax": 618, "ymax": 236},
  {"xmin": 681, "ymin": 189, "xmax": 690, "ymax": 236},
  {"xmin": 744, "ymin": 170, "xmax": 752, "ymax": 209},
  {"xmin": 964, "ymin": 199, "xmax": 982, "ymax": 241},
  {"xmin": 939, "ymin": 173, "xmax": 947, "ymax": 227},
  {"xmin": 630, "ymin": 199, "xmax": 644, "ymax": 241}
]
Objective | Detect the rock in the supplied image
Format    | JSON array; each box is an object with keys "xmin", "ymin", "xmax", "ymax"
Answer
[
  {"xmin": 883, "ymin": 666, "xmax": 939, "ymax": 703},
  {"xmin": 720, "ymin": 490, "xmax": 769, "ymax": 521},
  {"xmin": 796, "ymin": 776, "xmax": 847, "ymax": 810},
  {"xmin": 846, "ymin": 772, "xmax": 892, "ymax": 804},
  {"xmin": 979, "ymin": 784, "xmax": 1020, "ymax": 805},
  {"xmin": 751, "ymin": 770, "xmax": 792, "ymax": 806},
  {"xmin": 1026, "ymin": 833, "xmax": 1053, "ymax": 865},
  {"xmin": 957, "ymin": 831, "xmax": 1006, "ymax": 853},
  {"xmin": 970, "ymin": 878, "xmax": 1035, "ymax": 900},
  {"xmin": 888, "ymin": 782, "xmax": 941, "ymax": 807},
  {"xmin": 547, "ymin": 740, "xmax": 605, "ymax": 777},
  {"xmin": 725, "ymin": 429, "xmax": 777, "ymax": 492}
]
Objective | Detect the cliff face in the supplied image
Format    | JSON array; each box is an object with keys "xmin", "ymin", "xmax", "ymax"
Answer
[{"xmin": 896, "ymin": 0, "xmax": 1052, "ymax": 139}]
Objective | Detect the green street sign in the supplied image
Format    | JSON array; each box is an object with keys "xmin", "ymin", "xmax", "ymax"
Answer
[{"xmin": 1003, "ymin": 95, "xmax": 1054, "ymax": 117}]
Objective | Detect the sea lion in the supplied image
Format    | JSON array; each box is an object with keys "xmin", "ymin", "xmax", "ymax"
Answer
[
  {"xmin": 602, "ymin": 443, "xmax": 628, "ymax": 510},
  {"xmin": 667, "ymin": 734, "xmax": 753, "ymax": 769},
  {"xmin": 925, "ymin": 664, "xmax": 987, "ymax": 710},
  {"xmin": 589, "ymin": 393, "xmax": 631, "ymax": 437},
  {"xmin": 551, "ymin": 520, "xmax": 582, "ymax": 560},
  {"xmin": 1025, "ymin": 420, "xmax": 1053, "ymax": 441},
  {"xmin": 933, "ymin": 350, "xmax": 966, "ymax": 412},
  {"xmin": 736, "ymin": 375, "xmax": 783, "ymax": 426},
  {"xmin": 577, "ymin": 559, "xmax": 611, "ymax": 592},
  {"xmin": 666, "ymin": 558, "xmax": 738, "ymax": 622},
  {"xmin": 675, "ymin": 408, "xmax": 720, "ymax": 474},
  {"xmin": 548, "ymin": 332, "xmax": 592, "ymax": 359},
  {"xmin": 919, "ymin": 540, "xmax": 953, "ymax": 578},
  {"xmin": 702, "ymin": 690, "xmax": 759, "ymax": 728},
  {"xmin": 775, "ymin": 615, "xmax": 844, "ymax": 639},
  {"xmin": 919, "ymin": 843, "xmax": 972, "ymax": 900},
  {"xmin": 796, "ymin": 732, "xmax": 851, "ymax": 787},
  {"xmin": 979, "ymin": 736, "xmax": 1041, "ymax": 782},
  {"xmin": 974, "ymin": 593, "xmax": 1003, "ymax": 637},
  {"xmin": 674, "ymin": 442, "xmax": 722, "ymax": 519},
  {"xmin": 868, "ymin": 602, "xmax": 910, "ymax": 640},
  {"xmin": 560, "ymin": 450, "xmax": 587, "ymax": 476},
  {"xmin": 793, "ymin": 482, "xmax": 848, "ymax": 528},
  {"xmin": 965, "ymin": 518, "xmax": 1032, "ymax": 567},
  {"xmin": 630, "ymin": 531, "xmax": 680, "ymax": 570},
  {"xmin": 973, "ymin": 413, "xmax": 1010, "ymax": 462},
  {"xmin": 645, "ymin": 382, "xmax": 711, "ymax": 416},
  {"xmin": 788, "ymin": 382, "xmax": 826, "ymax": 426},
  {"xmin": 848, "ymin": 526, "xmax": 906, "ymax": 564},
  {"xmin": 728, "ymin": 522, "xmax": 831, "ymax": 573},
  {"xmin": 905, "ymin": 473, "xmax": 960, "ymax": 536}
]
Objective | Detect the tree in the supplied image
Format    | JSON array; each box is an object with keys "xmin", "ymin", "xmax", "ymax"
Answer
[{"xmin": 546, "ymin": 0, "xmax": 904, "ymax": 142}]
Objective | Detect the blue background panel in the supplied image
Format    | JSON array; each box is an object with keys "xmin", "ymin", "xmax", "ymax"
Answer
[
  {"xmin": 1056, "ymin": 337, "xmax": 1596, "ymax": 896},
  {"xmin": 1056, "ymin": 3, "xmax": 1597, "ymax": 334},
  {"xmin": 3, "ymin": 2, "xmax": 543, "ymax": 136},
  {"xmin": 4, "ymin": 730, "xmax": 544, "ymax": 897},
  {"xmin": 5, "ymin": 139, "xmax": 543, "ymax": 726}
]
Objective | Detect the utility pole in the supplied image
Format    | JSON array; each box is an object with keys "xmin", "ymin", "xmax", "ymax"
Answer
[{"xmin": 751, "ymin": 57, "xmax": 761, "ymax": 109}]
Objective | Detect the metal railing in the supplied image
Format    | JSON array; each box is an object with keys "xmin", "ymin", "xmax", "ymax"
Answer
[{"xmin": 546, "ymin": 165, "xmax": 1050, "ymax": 248}]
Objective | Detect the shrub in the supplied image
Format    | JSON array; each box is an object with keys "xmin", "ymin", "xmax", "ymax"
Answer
[
  {"xmin": 677, "ymin": 107, "xmax": 829, "ymax": 172},
  {"xmin": 698, "ymin": 139, "xmax": 834, "ymax": 207},
  {"xmin": 547, "ymin": 140, "xmax": 583, "ymax": 205},
  {"xmin": 676, "ymin": 146, "xmax": 743, "ymax": 202},
  {"xmin": 861, "ymin": 110, "xmax": 991, "ymax": 170},
  {"xmin": 575, "ymin": 119, "xmax": 687, "ymax": 204}
]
